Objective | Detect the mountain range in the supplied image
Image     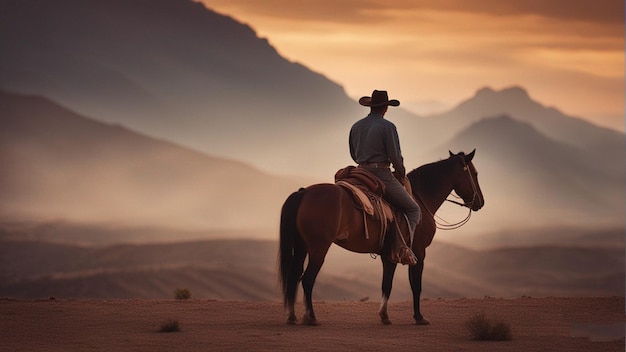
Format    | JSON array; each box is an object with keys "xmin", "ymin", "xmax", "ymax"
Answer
[
  {"xmin": 0, "ymin": 0, "xmax": 623, "ymax": 236},
  {"xmin": 2, "ymin": 0, "xmax": 622, "ymax": 178},
  {"xmin": 0, "ymin": 0, "xmax": 363, "ymax": 175},
  {"xmin": 2, "ymin": 88, "xmax": 622, "ymax": 235},
  {"xmin": 0, "ymin": 90, "xmax": 303, "ymax": 230}
]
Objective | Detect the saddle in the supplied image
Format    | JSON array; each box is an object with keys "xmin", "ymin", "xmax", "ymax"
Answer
[
  {"xmin": 334, "ymin": 166, "xmax": 417, "ymax": 265},
  {"xmin": 335, "ymin": 166, "xmax": 392, "ymax": 219}
]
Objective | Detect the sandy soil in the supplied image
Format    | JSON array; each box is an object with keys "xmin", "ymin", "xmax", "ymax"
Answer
[{"xmin": 0, "ymin": 297, "xmax": 623, "ymax": 352}]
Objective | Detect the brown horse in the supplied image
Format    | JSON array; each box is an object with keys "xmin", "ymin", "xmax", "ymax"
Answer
[{"xmin": 279, "ymin": 150, "xmax": 485, "ymax": 325}]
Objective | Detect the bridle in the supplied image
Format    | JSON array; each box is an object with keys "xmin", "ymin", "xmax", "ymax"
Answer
[
  {"xmin": 445, "ymin": 157, "xmax": 480, "ymax": 209},
  {"xmin": 415, "ymin": 155, "xmax": 480, "ymax": 230}
]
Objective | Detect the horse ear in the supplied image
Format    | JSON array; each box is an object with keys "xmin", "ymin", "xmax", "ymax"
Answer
[
  {"xmin": 449, "ymin": 150, "xmax": 454, "ymax": 157},
  {"xmin": 467, "ymin": 149, "xmax": 476, "ymax": 162}
]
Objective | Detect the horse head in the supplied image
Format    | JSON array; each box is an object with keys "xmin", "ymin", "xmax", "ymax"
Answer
[{"xmin": 448, "ymin": 149, "xmax": 485, "ymax": 211}]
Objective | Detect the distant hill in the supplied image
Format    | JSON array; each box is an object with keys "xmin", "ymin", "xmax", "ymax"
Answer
[
  {"xmin": 0, "ymin": 237, "xmax": 622, "ymax": 300},
  {"xmin": 438, "ymin": 115, "xmax": 623, "ymax": 230},
  {"xmin": 0, "ymin": 90, "xmax": 303, "ymax": 230}
]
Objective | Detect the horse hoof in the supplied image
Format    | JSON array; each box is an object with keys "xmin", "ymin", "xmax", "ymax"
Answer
[
  {"xmin": 286, "ymin": 317, "xmax": 297, "ymax": 325},
  {"xmin": 415, "ymin": 318, "xmax": 431, "ymax": 325},
  {"xmin": 381, "ymin": 318, "xmax": 392, "ymax": 325},
  {"xmin": 302, "ymin": 315, "xmax": 320, "ymax": 326}
]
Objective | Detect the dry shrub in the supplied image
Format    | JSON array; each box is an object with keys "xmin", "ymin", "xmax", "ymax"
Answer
[
  {"xmin": 174, "ymin": 288, "xmax": 191, "ymax": 300},
  {"xmin": 159, "ymin": 319, "xmax": 180, "ymax": 333},
  {"xmin": 465, "ymin": 312, "xmax": 512, "ymax": 341}
]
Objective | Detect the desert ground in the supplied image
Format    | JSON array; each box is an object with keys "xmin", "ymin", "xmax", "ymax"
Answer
[{"xmin": 1, "ymin": 297, "xmax": 623, "ymax": 352}]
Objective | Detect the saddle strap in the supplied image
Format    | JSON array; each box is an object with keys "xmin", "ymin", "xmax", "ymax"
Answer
[
  {"xmin": 362, "ymin": 194, "xmax": 389, "ymax": 243},
  {"xmin": 370, "ymin": 194, "xmax": 389, "ymax": 247}
]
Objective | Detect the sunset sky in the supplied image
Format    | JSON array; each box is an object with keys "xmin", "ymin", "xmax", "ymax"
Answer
[{"xmin": 199, "ymin": 0, "xmax": 624, "ymax": 131}]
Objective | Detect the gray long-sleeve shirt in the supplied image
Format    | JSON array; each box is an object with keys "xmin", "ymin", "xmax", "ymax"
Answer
[{"xmin": 349, "ymin": 112, "xmax": 406, "ymax": 176}]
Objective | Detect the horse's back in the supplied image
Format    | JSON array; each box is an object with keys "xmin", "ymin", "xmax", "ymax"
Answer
[
  {"xmin": 298, "ymin": 183, "xmax": 346, "ymax": 227},
  {"xmin": 297, "ymin": 183, "xmax": 383, "ymax": 253}
]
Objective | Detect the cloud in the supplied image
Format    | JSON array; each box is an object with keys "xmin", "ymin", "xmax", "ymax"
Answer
[
  {"xmin": 200, "ymin": 0, "xmax": 624, "ymax": 26},
  {"xmin": 399, "ymin": 0, "xmax": 624, "ymax": 25}
]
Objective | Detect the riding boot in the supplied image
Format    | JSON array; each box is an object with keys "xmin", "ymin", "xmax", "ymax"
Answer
[
  {"xmin": 390, "ymin": 216, "xmax": 418, "ymax": 266},
  {"xmin": 390, "ymin": 239, "xmax": 417, "ymax": 265}
]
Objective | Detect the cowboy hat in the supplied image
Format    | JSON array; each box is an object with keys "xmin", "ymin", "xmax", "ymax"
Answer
[{"xmin": 358, "ymin": 90, "xmax": 400, "ymax": 107}]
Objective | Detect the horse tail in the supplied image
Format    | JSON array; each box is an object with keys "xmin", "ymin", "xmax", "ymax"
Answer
[{"xmin": 279, "ymin": 187, "xmax": 307, "ymax": 308}]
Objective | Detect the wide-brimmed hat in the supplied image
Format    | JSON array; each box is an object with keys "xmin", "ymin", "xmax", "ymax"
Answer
[{"xmin": 358, "ymin": 90, "xmax": 400, "ymax": 107}]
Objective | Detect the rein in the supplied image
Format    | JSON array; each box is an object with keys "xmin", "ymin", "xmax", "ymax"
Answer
[
  {"xmin": 434, "ymin": 204, "xmax": 472, "ymax": 230},
  {"xmin": 425, "ymin": 196, "xmax": 472, "ymax": 231}
]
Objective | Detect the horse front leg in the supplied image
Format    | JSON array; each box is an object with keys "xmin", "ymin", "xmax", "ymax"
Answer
[
  {"xmin": 379, "ymin": 256, "xmax": 397, "ymax": 325},
  {"xmin": 408, "ymin": 259, "xmax": 430, "ymax": 325}
]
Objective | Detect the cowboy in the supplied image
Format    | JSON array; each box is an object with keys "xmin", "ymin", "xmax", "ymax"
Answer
[{"xmin": 349, "ymin": 90, "xmax": 420, "ymax": 265}]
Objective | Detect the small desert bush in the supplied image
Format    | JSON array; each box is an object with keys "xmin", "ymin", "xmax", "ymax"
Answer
[
  {"xmin": 464, "ymin": 312, "xmax": 512, "ymax": 341},
  {"xmin": 174, "ymin": 288, "xmax": 191, "ymax": 300},
  {"xmin": 158, "ymin": 319, "xmax": 180, "ymax": 333}
]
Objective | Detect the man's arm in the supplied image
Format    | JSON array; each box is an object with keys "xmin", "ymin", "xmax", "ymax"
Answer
[
  {"xmin": 348, "ymin": 128, "xmax": 358, "ymax": 163},
  {"xmin": 386, "ymin": 123, "xmax": 405, "ymax": 176}
]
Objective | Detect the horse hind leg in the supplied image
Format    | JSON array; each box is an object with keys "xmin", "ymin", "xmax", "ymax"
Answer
[
  {"xmin": 286, "ymin": 239, "xmax": 307, "ymax": 324},
  {"xmin": 300, "ymin": 245, "xmax": 330, "ymax": 326},
  {"xmin": 286, "ymin": 253, "xmax": 306, "ymax": 325}
]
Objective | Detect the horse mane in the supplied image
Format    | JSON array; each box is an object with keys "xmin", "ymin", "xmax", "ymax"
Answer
[{"xmin": 406, "ymin": 155, "xmax": 459, "ymax": 197}]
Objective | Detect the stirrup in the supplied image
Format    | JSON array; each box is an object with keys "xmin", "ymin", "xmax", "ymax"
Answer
[
  {"xmin": 390, "ymin": 247, "xmax": 418, "ymax": 266},
  {"xmin": 399, "ymin": 247, "xmax": 418, "ymax": 266}
]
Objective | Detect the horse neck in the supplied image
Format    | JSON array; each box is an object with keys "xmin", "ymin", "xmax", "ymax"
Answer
[{"xmin": 408, "ymin": 160, "xmax": 456, "ymax": 213}]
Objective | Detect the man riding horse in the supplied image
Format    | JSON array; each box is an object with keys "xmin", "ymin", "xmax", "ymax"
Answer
[{"xmin": 349, "ymin": 90, "xmax": 420, "ymax": 265}]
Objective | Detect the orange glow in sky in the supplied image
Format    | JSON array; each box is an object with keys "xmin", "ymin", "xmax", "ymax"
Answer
[{"xmin": 198, "ymin": 0, "xmax": 624, "ymax": 131}]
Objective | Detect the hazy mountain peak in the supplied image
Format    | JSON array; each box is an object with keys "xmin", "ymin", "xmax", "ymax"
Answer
[
  {"xmin": 466, "ymin": 85, "xmax": 536, "ymax": 110},
  {"xmin": 428, "ymin": 84, "xmax": 625, "ymax": 152},
  {"xmin": 452, "ymin": 114, "xmax": 545, "ymax": 147},
  {"xmin": 475, "ymin": 86, "xmax": 496, "ymax": 96},
  {"xmin": 475, "ymin": 86, "xmax": 530, "ymax": 99},
  {"xmin": 500, "ymin": 85, "xmax": 530, "ymax": 97},
  {"xmin": 466, "ymin": 113, "xmax": 526, "ymax": 130}
]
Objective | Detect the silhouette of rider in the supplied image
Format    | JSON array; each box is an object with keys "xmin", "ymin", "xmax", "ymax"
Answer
[{"xmin": 349, "ymin": 90, "xmax": 420, "ymax": 265}]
